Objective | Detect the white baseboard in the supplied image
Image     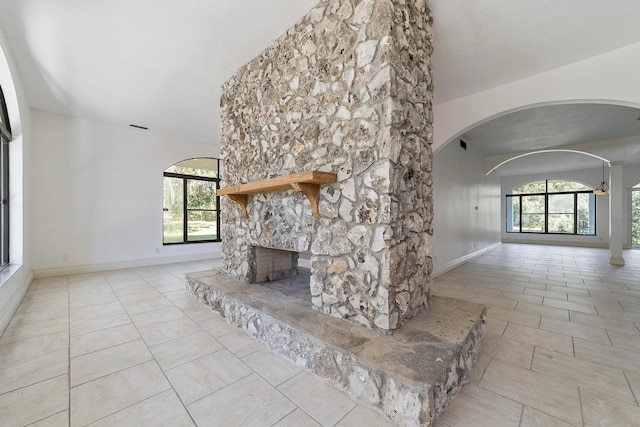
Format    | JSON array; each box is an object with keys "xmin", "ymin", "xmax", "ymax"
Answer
[
  {"xmin": 33, "ymin": 253, "xmax": 222, "ymax": 279},
  {"xmin": 432, "ymin": 243, "xmax": 501, "ymax": 278}
]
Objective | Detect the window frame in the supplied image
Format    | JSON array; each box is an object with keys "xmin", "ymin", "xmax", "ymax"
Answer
[
  {"xmin": 162, "ymin": 159, "xmax": 221, "ymax": 245},
  {"xmin": 506, "ymin": 180, "xmax": 596, "ymax": 236},
  {"xmin": 0, "ymin": 86, "xmax": 10, "ymax": 269}
]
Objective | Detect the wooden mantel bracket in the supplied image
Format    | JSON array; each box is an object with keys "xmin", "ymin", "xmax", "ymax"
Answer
[{"xmin": 218, "ymin": 171, "xmax": 337, "ymax": 219}]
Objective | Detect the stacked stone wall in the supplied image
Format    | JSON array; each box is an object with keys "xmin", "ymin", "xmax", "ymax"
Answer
[{"xmin": 220, "ymin": 0, "xmax": 434, "ymax": 330}]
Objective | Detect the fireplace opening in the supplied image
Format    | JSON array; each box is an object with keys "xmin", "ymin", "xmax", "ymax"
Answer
[{"xmin": 254, "ymin": 247, "xmax": 299, "ymax": 283}]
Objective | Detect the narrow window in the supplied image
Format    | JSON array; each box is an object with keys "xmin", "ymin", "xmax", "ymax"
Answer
[
  {"xmin": 0, "ymin": 85, "xmax": 11, "ymax": 269},
  {"xmin": 632, "ymin": 185, "xmax": 640, "ymax": 248},
  {"xmin": 163, "ymin": 158, "xmax": 220, "ymax": 244}
]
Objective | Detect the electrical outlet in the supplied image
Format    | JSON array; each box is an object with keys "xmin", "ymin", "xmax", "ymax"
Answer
[{"xmin": 62, "ymin": 254, "xmax": 69, "ymax": 261}]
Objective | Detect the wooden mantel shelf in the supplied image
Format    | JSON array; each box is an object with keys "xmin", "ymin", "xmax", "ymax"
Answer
[{"xmin": 218, "ymin": 171, "xmax": 337, "ymax": 219}]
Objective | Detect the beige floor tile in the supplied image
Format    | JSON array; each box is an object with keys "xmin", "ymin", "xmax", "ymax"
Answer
[
  {"xmin": 569, "ymin": 311, "xmax": 640, "ymax": 334},
  {"xmin": 70, "ymin": 323, "xmax": 140, "ymax": 358},
  {"xmin": 581, "ymin": 387, "xmax": 640, "ymax": 427},
  {"xmin": 524, "ymin": 288, "xmax": 568, "ymax": 301},
  {"xmin": 8, "ymin": 305, "xmax": 68, "ymax": 328},
  {"xmin": 515, "ymin": 302, "xmax": 569, "ymax": 320},
  {"xmin": 480, "ymin": 359, "xmax": 582, "ymax": 426},
  {"xmin": 117, "ymin": 290, "xmax": 165, "ymax": 305},
  {"xmin": 28, "ymin": 410, "xmax": 69, "ymax": 426},
  {"xmin": 278, "ymin": 371, "xmax": 356, "ymax": 426},
  {"xmin": 198, "ymin": 316, "xmax": 237, "ymax": 337},
  {"xmin": 540, "ymin": 317, "xmax": 611, "ymax": 345},
  {"xmin": 182, "ymin": 306, "xmax": 218, "ymax": 323},
  {"xmin": 433, "ymin": 288, "xmax": 476, "ymax": 301},
  {"xmin": 150, "ymin": 331, "xmax": 223, "ymax": 370},
  {"xmin": 335, "ymin": 405, "xmax": 395, "ymax": 427},
  {"xmin": 435, "ymin": 383, "xmax": 523, "ymax": 427},
  {"xmin": 520, "ymin": 406, "xmax": 575, "ymax": 427},
  {"xmin": 0, "ymin": 348, "xmax": 68, "ymax": 394},
  {"xmin": 0, "ymin": 317, "xmax": 68, "ymax": 345},
  {"xmin": 166, "ymin": 349, "xmax": 253, "ymax": 405},
  {"xmin": 70, "ymin": 360, "xmax": 170, "ymax": 427},
  {"xmin": 70, "ymin": 289, "xmax": 118, "ymax": 308},
  {"xmin": 243, "ymin": 349, "xmax": 303, "ymax": 386},
  {"xmin": 138, "ymin": 316, "xmax": 201, "ymax": 347},
  {"xmin": 110, "ymin": 282, "xmax": 155, "ymax": 297},
  {"xmin": 607, "ymin": 329, "xmax": 640, "ymax": 352},
  {"xmin": 273, "ymin": 408, "xmax": 322, "ymax": 427},
  {"xmin": 625, "ymin": 370, "xmax": 640, "ymax": 403},
  {"xmin": 88, "ymin": 389, "xmax": 194, "ymax": 427},
  {"xmin": 595, "ymin": 305, "xmax": 640, "ymax": 322},
  {"xmin": 487, "ymin": 306, "xmax": 541, "ymax": 328},
  {"xmin": 169, "ymin": 296, "xmax": 206, "ymax": 311},
  {"xmin": 498, "ymin": 290, "xmax": 543, "ymax": 305},
  {"xmin": 69, "ymin": 301, "xmax": 126, "ymax": 322},
  {"xmin": 543, "ymin": 298, "xmax": 597, "ymax": 315},
  {"xmin": 71, "ymin": 339, "xmax": 152, "ymax": 386},
  {"xmin": 472, "ymin": 295, "xmax": 517, "ymax": 310},
  {"xmin": 0, "ymin": 330, "xmax": 68, "ymax": 363},
  {"xmin": 503, "ymin": 323, "xmax": 573, "ymax": 355},
  {"xmin": 532, "ymin": 347, "xmax": 636, "ymax": 404},
  {"xmin": 17, "ymin": 293, "xmax": 68, "ymax": 314},
  {"xmin": 484, "ymin": 316, "xmax": 508, "ymax": 337},
  {"xmin": 217, "ymin": 330, "xmax": 265, "ymax": 358},
  {"xmin": 69, "ymin": 311, "xmax": 131, "ymax": 337},
  {"xmin": 574, "ymin": 338, "xmax": 640, "ymax": 372},
  {"xmin": 0, "ymin": 375, "xmax": 68, "ymax": 426},
  {"xmin": 129, "ymin": 306, "xmax": 186, "ymax": 329},
  {"xmin": 188, "ymin": 373, "xmax": 296, "ymax": 426},
  {"xmin": 121, "ymin": 296, "xmax": 175, "ymax": 315}
]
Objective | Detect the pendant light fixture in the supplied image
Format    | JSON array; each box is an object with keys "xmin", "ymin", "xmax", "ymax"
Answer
[{"xmin": 593, "ymin": 161, "xmax": 609, "ymax": 195}]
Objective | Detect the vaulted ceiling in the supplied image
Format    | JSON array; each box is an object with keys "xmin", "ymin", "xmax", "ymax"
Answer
[{"xmin": 1, "ymin": 0, "xmax": 640, "ymax": 169}]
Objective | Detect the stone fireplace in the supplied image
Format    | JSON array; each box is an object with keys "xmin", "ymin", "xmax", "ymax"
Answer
[{"xmin": 220, "ymin": 0, "xmax": 434, "ymax": 331}]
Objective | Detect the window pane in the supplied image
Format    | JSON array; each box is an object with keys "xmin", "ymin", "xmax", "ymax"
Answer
[
  {"xmin": 166, "ymin": 158, "xmax": 218, "ymax": 178},
  {"xmin": 187, "ymin": 210, "xmax": 217, "ymax": 241},
  {"xmin": 547, "ymin": 180, "xmax": 590, "ymax": 193},
  {"xmin": 186, "ymin": 179, "xmax": 217, "ymax": 242},
  {"xmin": 506, "ymin": 196, "xmax": 520, "ymax": 232},
  {"xmin": 521, "ymin": 195, "xmax": 545, "ymax": 232},
  {"xmin": 632, "ymin": 190, "xmax": 640, "ymax": 247},
  {"xmin": 512, "ymin": 181, "xmax": 545, "ymax": 194},
  {"xmin": 548, "ymin": 194, "xmax": 574, "ymax": 233},
  {"xmin": 577, "ymin": 193, "xmax": 596, "ymax": 235},
  {"xmin": 163, "ymin": 177, "xmax": 184, "ymax": 243}
]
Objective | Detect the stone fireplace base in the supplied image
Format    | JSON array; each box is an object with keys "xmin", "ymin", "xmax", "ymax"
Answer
[{"xmin": 186, "ymin": 269, "xmax": 486, "ymax": 427}]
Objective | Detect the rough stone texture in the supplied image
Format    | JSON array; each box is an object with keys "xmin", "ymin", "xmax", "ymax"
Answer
[
  {"xmin": 220, "ymin": 0, "xmax": 434, "ymax": 330},
  {"xmin": 186, "ymin": 270, "xmax": 485, "ymax": 427}
]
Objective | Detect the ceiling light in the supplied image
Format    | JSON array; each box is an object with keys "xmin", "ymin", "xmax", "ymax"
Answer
[{"xmin": 593, "ymin": 161, "xmax": 609, "ymax": 195}]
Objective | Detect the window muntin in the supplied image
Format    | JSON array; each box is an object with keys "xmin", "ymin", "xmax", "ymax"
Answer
[
  {"xmin": 163, "ymin": 158, "xmax": 220, "ymax": 244},
  {"xmin": 506, "ymin": 180, "xmax": 595, "ymax": 235}
]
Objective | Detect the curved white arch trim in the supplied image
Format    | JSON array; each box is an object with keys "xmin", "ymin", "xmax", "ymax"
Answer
[{"xmin": 486, "ymin": 149, "xmax": 610, "ymax": 176}]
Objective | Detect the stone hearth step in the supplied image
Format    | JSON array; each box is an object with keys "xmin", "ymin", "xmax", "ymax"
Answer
[{"xmin": 186, "ymin": 269, "xmax": 485, "ymax": 427}]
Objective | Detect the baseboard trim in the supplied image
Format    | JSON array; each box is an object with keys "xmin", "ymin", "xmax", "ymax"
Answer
[
  {"xmin": 433, "ymin": 243, "xmax": 501, "ymax": 278},
  {"xmin": 33, "ymin": 253, "xmax": 222, "ymax": 279}
]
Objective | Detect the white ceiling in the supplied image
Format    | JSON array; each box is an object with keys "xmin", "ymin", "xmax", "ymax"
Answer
[{"xmin": 1, "ymin": 0, "xmax": 640, "ymax": 169}]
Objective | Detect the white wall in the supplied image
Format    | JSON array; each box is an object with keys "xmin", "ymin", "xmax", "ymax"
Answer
[
  {"xmin": 0, "ymin": 26, "xmax": 32, "ymax": 335},
  {"xmin": 30, "ymin": 110, "xmax": 221, "ymax": 276},
  {"xmin": 433, "ymin": 140, "xmax": 501, "ymax": 275},
  {"xmin": 500, "ymin": 168, "xmax": 610, "ymax": 247}
]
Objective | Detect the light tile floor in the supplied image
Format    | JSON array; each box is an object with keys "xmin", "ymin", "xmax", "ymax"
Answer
[
  {"xmin": 434, "ymin": 244, "xmax": 640, "ymax": 427},
  {"xmin": 0, "ymin": 259, "xmax": 393, "ymax": 427},
  {"xmin": 1, "ymin": 244, "xmax": 640, "ymax": 426}
]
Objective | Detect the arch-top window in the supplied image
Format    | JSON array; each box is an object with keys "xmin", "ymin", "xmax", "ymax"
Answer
[
  {"xmin": 163, "ymin": 158, "xmax": 220, "ymax": 244},
  {"xmin": 506, "ymin": 179, "xmax": 595, "ymax": 235}
]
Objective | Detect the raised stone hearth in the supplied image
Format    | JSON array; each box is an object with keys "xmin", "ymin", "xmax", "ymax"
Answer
[{"xmin": 186, "ymin": 269, "xmax": 486, "ymax": 427}]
